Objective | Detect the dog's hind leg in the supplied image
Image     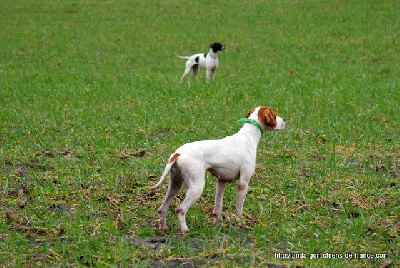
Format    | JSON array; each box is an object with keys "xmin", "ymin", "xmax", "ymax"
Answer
[
  {"xmin": 180, "ymin": 69, "xmax": 190, "ymax": 83},
  {"xmin": 191, "ymin": 64, "xmax": 199, "ymax": 80},
  {"xmin": 180, "ymin": 62, "xmax": 193, "ymax": 83},
  {"xmin": 157, "ymin": 165, "xmax": 183, "ymax": 233},
  {"xmin": 175, "ymin": 163, "xmax": 205, "ymax": 234},
  {"xmin": 176, "ymin": 183, "xmax": 204, "ymax": 234}
]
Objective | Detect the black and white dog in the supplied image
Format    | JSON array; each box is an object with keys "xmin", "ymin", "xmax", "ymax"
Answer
[{"xmin": 178, "ymin": 43, "xmax": 225, "ymax": 82}]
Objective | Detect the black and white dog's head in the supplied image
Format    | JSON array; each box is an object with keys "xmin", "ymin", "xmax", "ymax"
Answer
[{"xmin": 209, "ymin": 42, "xmax": 225, "ymax": 53}]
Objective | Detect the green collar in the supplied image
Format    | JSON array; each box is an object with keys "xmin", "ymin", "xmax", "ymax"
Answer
[{"xmin": 237, "ymin": 118, "xmax": 264, "ymax": 134}]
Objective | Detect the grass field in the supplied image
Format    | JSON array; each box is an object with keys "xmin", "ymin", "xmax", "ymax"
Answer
[{"xmin": 0, "ymin": 0, "xmax": 399, "ymax": 267}]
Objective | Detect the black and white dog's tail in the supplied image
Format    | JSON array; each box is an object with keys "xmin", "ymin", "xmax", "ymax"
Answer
[{"xmin": 177, "ymin": 55, "xmax": 191, "ymax": 59}]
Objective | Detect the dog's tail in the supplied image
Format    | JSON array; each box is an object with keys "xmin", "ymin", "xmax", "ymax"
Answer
[
  {"xmin": 150, "ymin": 153, "xmax": 180, "ymax": 190},
  {"xmin": 177, "ymin": 55, "xmax": 190, "ymax": 59}
]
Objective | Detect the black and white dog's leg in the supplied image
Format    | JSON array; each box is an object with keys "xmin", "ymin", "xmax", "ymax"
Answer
[
  {"xmin": 192, "ymin": 65, "xmax": 199, "ymax": 80},
  {"xmin": 206, "ymin": 68, "xmax": 211, "ymax": 83},
  {"xmin": 180, "ymin": 63, "xmax": 192, "ymax": 83},
  {"xmin": 210, "ymin": 67, "xmax": 217, "ymax": 81}
]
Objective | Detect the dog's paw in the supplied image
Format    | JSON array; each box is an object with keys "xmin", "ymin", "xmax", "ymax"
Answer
[
  {"xmin": 213, "ymin": 217, "xmax": 219, "ymax": 226},
  {"xmin": 180, "ymin": 227, "xmax": 189, "ymax": 235},
  {"xmin": 159, "ymin": 226, "xmax": 170, "ymax": 234}
]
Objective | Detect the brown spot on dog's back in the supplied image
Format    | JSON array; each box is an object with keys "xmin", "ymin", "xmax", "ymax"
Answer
[
  {"xmin": 258, "ymin": 107, "xmax": 277, "ymax": 129},
  {"xmin": 169, "ymin": 153, "xmax": 180, "ymax": 163}
]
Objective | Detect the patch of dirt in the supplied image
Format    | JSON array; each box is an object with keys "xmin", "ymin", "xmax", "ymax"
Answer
[
  {"xmin": 7, "ymin": 185, "xmax": 30, "ymax": 197},
  {"xmin": 350, "ymin": 194, "xmax": 372, "ymax": 209},
  {"xmin": 3, "ymin": 148, "xmax": 82, "ymax": 178},
  {"xmin": 128, "ymin": 235, "xmax": 213, "ymax": 267},
  {"xmin": 3, "ymin": 211, "xmax": 66, "ymax": 236},
  {"xmin": 47, "ymin": 203, "xmax": 70, "ymax": 213},
  {"xmin": 152, "ymin": 257, "xmax": 206, "ymax": 267},
  {"xmin": 128, "ymin": 226, "xmax": 285, "ymax": 267},
  {"xmin": 119, "ymin": 149, "xmax": 147, "ymax": 159},
  {"xmin": 4, "ymin": 158, "xmax": 48, "ymax": 176}
]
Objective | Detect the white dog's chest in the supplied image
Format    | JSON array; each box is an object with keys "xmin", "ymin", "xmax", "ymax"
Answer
[
  {"xmin": 197, "ymin": 55, "xmax": 218, "ymax": 69},
  {"xmin": 208, "ymin": 166, "xmax": 240, "ymax": 182}
]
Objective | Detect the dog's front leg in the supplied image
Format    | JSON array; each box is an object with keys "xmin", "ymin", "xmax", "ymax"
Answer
[
  {"xmin": 205, "ymin": 68, "xmax": 211, "ymax": 83},
  {"xmin": 210, "ymin": 67, "xmax": 217, "ymax": 81},
  {"xmin": 213, "ymin": 179, "xmax": 226, "ymax": 225},
  {"xmin": 235, "ymin": 180, "xmax": 249, "ymax": 216}
]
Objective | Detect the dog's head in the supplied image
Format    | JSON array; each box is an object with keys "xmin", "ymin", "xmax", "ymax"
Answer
[
  {"xmin": 246, "ymin": 106, "xmax": 286, "ymax": 131},
  {"xmin": 209, "ymin": 42, "xmax": 225, "ymax": 53}
]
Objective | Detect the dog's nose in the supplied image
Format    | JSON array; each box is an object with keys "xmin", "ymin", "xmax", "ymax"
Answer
[{"xmin": 283, "ymin": 118, "xmax": 286, "ymax": 122}]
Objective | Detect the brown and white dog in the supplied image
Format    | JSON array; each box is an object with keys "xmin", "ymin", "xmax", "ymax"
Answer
[{"xmin": 151, "ymin": 106, "xmax": 286, "ymax": 234}]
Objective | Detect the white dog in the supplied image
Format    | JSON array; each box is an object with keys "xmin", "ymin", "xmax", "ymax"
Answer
[
  {"xmin": 178, "ymin": 42, "xmax": 225, "ymax": 82},
  {"xmin": 151, "ymin": 106, "xmax": 286, "ymax": 234}
]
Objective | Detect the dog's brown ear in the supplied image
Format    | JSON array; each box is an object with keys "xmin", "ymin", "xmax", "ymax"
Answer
[
  {"xmin": 245, "ymin": 108, "xmax": 256, "ymax": 118},
  {"xmin": 260, "ymin": 107, "xmax": 277, "ymax": 129}
]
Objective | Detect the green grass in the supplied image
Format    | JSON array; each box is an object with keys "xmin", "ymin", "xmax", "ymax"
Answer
[{"xmin": 0, "ymin": 0, "xmax": 399, "ymax": 267}]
